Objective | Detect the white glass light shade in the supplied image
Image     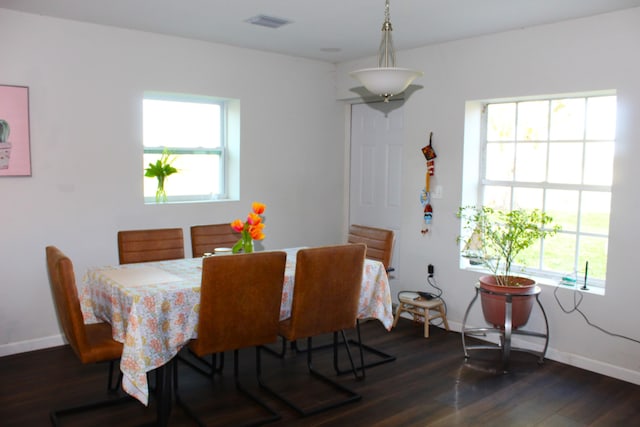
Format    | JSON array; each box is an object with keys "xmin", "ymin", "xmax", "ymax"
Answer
[{"xmin": 350, "ymin": 67, "xmax": 423, "ymax": 99}]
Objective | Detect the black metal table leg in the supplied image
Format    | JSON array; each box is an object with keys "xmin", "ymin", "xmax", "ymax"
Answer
[{"xmin": 154, "ymin": 363, "xmax": 173, "ymax": 427}]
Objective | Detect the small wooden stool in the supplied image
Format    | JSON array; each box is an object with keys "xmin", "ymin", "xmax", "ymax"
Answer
[{"xmin": 393, "ymin": 292, "xmax": 450, "ymax": 338}]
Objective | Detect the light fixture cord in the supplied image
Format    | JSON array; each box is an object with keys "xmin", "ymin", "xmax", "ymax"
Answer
[{"xmin": 378, "ymin": 0, "xmax": 396, "ymax": 68}]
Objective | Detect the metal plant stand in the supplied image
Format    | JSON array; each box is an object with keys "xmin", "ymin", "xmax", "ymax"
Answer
[{"xmin": 461, "ymin": 284, "xmax": 549, "ymax": 371}]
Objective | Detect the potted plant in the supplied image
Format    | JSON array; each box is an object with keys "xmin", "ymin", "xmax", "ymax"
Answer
[
  {"xmin": 144, "ymin": 149, "xmax": 178, "ymax": 202},
  {"xmin": 457, "ymin": 206, "xmax": 560, "ymax": 328}
]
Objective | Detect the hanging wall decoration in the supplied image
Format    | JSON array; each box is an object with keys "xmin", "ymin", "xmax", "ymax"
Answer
[
  {"xmin": 0, "ymin": 85, "xmax": 31, "ymax": 177},
  {"xmin": 420, "ymin": 132, "xmax": 437, "ymax": 234}
]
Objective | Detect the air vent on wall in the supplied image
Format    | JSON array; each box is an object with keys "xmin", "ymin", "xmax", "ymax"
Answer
[{"xmin": 245, "ymin": 14, "xmax": 291, "ymax": 29}]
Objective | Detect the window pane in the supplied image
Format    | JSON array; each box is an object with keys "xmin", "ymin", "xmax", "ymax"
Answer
[
  {"xmin": 578, "ymin": 236, "xmax": 608, "ymax": 281},
  {"xmin": 586, "ymin": 96, "xmax": 616, "ymax": 140},
  {"xmin": 487, "ymin": 103, "xmax": 515, "ymax": 141},
  {"xmin": 548, "ymin": 142, "xmax": 583, "ymax": 184},
  {"xmin": 143, "ymin": 99, "xmax": 221, "ymax": 148},
  {"xmin": 476, "ymin": 94, "xmax": 615, "ymax": 286},
  {"xmin": 143, "ymin": 153, "xmax": 221, "ymax": 198},
  {"xmin": 483, "ymin": 186, "xmax": 511, "ymax": 210},
  {"xmin": 546, "ymin": 189, "xmax": 579, "ymax": 232},
  {"xmin": 542, "ymin": 233, "xmax": 576, "ymax": 273},
  {"xmin": 580, "ymin": 191, "xmax": 611, "ymax": 235},
  {"xmin": 485, "ymin": 142, "xmax": 514, "ymax": 180},
  {"xmin": 518, "ymin": 240, "xmax": 541, "ymax": 270},
  {"xmin": 584, "ymin": 142, "xmax": 614, "ymax": 186},
  {"xmin": 515, "ymin": 142, "xmax": 547, "ymax": 182},
  {"xmin": 517, "ymin": 100, "xmax": 549, "ymax": 141},
  {"xmin": 513, "ymin": 187, "xmax": 542, "ymax": 210},
  {"xmin": 143, "ymin": 94, "xmax": 230, "ymax": 203},
  {"xmin": 550, "ymin": 98, "xmax": 585, "ymax": 141}
]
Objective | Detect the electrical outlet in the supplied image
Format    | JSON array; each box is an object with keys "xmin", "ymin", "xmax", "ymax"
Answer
[
  {"xmin": 428, "ymin": 264, "xmax": 434, "ymax": 276},
  {"xmin": 432, "ymin": 185, "xmax": 443, "ymax": 199}
]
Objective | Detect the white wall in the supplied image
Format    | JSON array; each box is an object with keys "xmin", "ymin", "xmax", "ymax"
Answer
[
  {"xmin": 338, "ymin": 7, "xmax": 640, "ymax": 384},
  {"xmin": 3, "ymin": 6, "xmax": 640, "ymax": 387},
  {"xmin": 0, "ymin": 9, "xmax": 344, "ymax": 354}
]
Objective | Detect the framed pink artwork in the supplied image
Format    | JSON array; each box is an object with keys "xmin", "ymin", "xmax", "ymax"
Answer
[{"xmin": 0, "ymin": 85, "xmax": 31, "ymax": 176}]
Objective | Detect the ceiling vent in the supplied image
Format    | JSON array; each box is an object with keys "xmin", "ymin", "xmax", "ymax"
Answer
[{"xmin": 245, "ymin": 14, "xmax": 291, "ymax": 29}]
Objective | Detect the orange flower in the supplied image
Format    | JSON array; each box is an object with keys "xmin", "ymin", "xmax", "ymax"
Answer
[
  {"xmin": 249, "ymin": 223, "xmax": 265, "ymax": 240},
  {"xmin": 230, "ymin": 219, "xmax": 244, "ymax": 232},
  {"xmin": 230, "ymin": 201, "xmax": 267, "ymax": 252},
  {"xmin": 247, "ymin": 212, "xmax": 262, "ymax": 226},
  {"xmin": 252, "ymin": 202, "xmax": 266, "ymax": 215}
]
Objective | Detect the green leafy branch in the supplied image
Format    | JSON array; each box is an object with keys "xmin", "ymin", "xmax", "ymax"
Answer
[
  {"xmin": 145, "ymin": 149, "xmax": 178, "ymax": 202},
  {"xmin": 458, "ymin": 206, "xmax": 561, "ymax": 285}
]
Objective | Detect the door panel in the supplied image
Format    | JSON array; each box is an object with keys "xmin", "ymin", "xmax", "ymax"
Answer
[{"xmin": 350, "ymin": 100, "xmax": 404, "ymax": 274}]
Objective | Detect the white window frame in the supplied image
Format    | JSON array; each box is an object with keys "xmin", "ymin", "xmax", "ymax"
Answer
[
  {"xmin": 143, "ymin": 92, "xmax": 239, "ymax": 204},
  {"xmin": 462, "ymin": 92, "xmax": 616, "ymax": 290}
]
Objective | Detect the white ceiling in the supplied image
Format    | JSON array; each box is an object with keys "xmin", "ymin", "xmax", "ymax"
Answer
[{"xmin": 2, "ymin": 0, "xmax": 639, "ymax": 63}]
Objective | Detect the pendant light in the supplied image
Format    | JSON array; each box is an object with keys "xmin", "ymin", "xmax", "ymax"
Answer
[{"xmin": 350, "ymin": 0, "xmax": 423, "ymax": 102}]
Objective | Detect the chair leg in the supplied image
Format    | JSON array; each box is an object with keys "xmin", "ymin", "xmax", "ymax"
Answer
[
  {"xmin": 50, "ymin": 394, "xmax": 135, "ymax": 427},
  {"xmin": 326, "ymin": 320, "xmax": 394, "ymax": 375},
  {"xmin": 343, "ymin": 319, "xmax": 396, "ymax": 372},
  {"xmin": 177, "ymin": 349, "xmax": 280, "ymax": 426},
  {"xmin": 233, "ymin": 349, "xmax": 281, "ymax": 425},
  {"xmin": 258, "ymin": 336, "xmax": 361, "ymax": 417},
  {"xmin": 107, "ymin": 360, "xmax": 123, "ymax": 392},
  {"xmin": 51, "ymin": 362, "xmax": 134, "ymax": 427},
  {"xmin": 177, "ymin": 348, "xmax": 225, "ymax": 378},
  {"xmin": 260, "ymin": 335, "xmax": 289, "ymax": 358},
  {"xmin": 294, "ymin": 320, "xmax": 396, "ymax": 374},
  {"xmin": 333, "ymin": 328, "xmax": 366, "ymax": 380}
]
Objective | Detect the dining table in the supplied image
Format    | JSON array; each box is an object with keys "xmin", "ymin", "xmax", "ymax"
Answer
[{"xmin": 80, "ymin": 247, "xmax": 393, "ymax": 410}]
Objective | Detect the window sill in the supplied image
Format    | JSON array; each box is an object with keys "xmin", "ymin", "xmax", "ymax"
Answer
[
  {"xmin": 144, "ymin": 196, "xmax": 237, "ymax": 205},
  {"xmin": 460, "ymin": 265, "xmax": 605, "ymax": 296},
  {"xmin": 535, "ymin": 277, "xmax": 605, "ymax": 296}
]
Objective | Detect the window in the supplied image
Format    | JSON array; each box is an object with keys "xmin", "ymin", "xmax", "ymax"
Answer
[
  {"xmin": 464, "ymin": 93, "xmax": 616, "ymax": 287},
  {"xmin": 143, "ymin": 93, "xmax": 239, "ymax": 203}
]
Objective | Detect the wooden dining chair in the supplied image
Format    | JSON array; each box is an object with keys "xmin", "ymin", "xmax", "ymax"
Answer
[
  {"xmin": 45, "ymin": 246, "xmax": 133, "ymax": 426},
  {"xmin": 182, "ymin": 223, "xmax": 241, "ymax": 376},
  {"xmin": 190, "ymin": 223, "xmax": 240, "ymax": 257},
  {"xmin": 348, "ymin": 224, "xmax": 395, "ymax": 272},
  {"xmin": 344, "ymin": 224, "xmax": 397, "ymax": 371},
  {"xmin": 175, "ymin": 251, "xmax": 287, "ymax": 426},
  {"xmin": 117, "ymin": 227, "xmax": 184, "ymax": 264},
  {"xmin": 258, "ymin": 244, "xmax": 366, "ymax": 417}
]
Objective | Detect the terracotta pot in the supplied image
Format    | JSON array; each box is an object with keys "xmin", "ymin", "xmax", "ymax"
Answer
[{"xmin": 478, "ymin": 275, "xmax": 536, "ymax": 329}]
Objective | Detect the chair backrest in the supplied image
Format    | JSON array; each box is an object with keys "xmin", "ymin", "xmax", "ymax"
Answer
[
  {"xmin": 284, "ymin": 244, "xmax": 366, "ymax": 341},
  {"xmin": 117, "ymin": 228, "xmax": 185, "ymax": 264},
  {"xmin": 45, "ymin": 246, "xmax": 90, "ymax": 361},
  {"xmin": 347, "ymin": 224, "xmax": 394, "ymax": 271},
  {"xmin": 190, "ymin": 251, "xmax": 287, "ymax": 356},
  {"xmin": 190, "ymin": 224, "xmax": 240, "ymax": 258}
]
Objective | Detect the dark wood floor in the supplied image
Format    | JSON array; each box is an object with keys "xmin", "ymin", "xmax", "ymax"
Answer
[{"xmin": 2, "ymin": 318, "xmax": 640, "ymax": 426}]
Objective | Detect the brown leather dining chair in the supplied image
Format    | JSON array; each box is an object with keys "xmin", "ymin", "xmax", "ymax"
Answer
[
  {"xmin": 187, "ymin": 224, "xmax": 241, "ymax": 376},
  {"xmin": 348, "ymin": 224, "xmax": 395, "ymax": 273},
  {"xmin": 345, "ymin": 224, "xmax": 397, "ymax": 371},
  {"xmin": 117, "ymin": 226, "xmax": 218, "ymax": 399},
  {"xmin": 175, "ymin": 251, "xmax": 287, "ymax": 425},
  {"xmin": 258, "ymin": 244, "xmax": 366, "ymax": 417},
  {"xmin": 45, "ymin": 246, "xmax": 132, "ymax": 426},
  {"xmin": 190, "ymin": 223, "xmax": 240, "ymax": 258},
  {"xmin": 117, "ymin": 227, "xmax": 185, "ymax": 264}
]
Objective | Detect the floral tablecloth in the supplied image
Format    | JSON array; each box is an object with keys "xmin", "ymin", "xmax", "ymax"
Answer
[{"xmin": 80, "ymin": 248, "xmax": 392, "ymax": 405}]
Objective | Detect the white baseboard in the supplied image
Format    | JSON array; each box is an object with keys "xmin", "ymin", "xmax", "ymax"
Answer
[
  {"xmin": 0, "ymin": 334, "xmax": 65, "ymax": 357},
  {"xmin": 545, "ymin": 348, "xmax": 640, "ymax": 386},
  {"xmin": 445, "ymin": 319, "xmax": 640, "ymax": 386},
  {"xmin": 5, "ymin": 323, "xmax": 640, "ymax": 387}
]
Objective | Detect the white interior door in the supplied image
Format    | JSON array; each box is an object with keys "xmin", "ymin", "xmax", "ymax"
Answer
[{"xmin": 349, "ymin": 100, "xmax": 404, "ymax": 275}]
